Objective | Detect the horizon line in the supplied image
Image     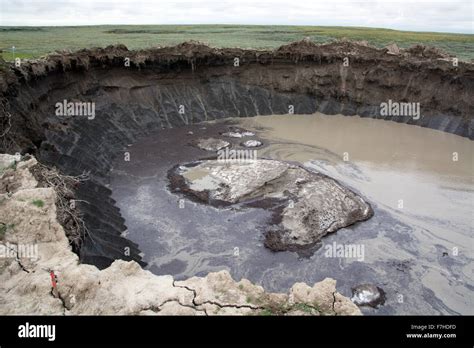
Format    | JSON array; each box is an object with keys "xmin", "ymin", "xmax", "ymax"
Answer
[{"xmin": 0, "ymin": 23, "xmax": 472, "ymax": 35}]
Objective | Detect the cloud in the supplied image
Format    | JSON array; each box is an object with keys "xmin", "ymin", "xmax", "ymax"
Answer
[{"xmin": 0, "ymin": 0, "xmax": 472, "ymax": 33}]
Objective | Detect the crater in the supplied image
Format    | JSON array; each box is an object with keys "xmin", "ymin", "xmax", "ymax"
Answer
[{"xmin": 0, "ymin": 40, "xmax": 472, "ymax": 314}]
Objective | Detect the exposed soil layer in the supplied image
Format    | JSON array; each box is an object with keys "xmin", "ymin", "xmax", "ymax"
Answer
[{"xmin": 0, "ymin": 40, "xmax": 472, "ymax": 268}]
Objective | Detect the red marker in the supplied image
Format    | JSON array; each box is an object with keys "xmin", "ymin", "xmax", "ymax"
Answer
[{"xmin": 50, "ymin": 271, "xmax": 57, "ymax": 289}]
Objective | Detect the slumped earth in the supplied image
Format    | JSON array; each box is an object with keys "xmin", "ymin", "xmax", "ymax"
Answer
[{"xmin": 109, "ymin": 113, "xmax": 474, "ymax": 315}]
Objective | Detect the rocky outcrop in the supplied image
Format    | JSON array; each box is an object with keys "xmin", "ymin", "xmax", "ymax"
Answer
[
  {"xmin": 172, "ymin": 159, "xmax": 290, "ymax": 204},
  {"xmin": 0, "ymin": 155, "xmax": 360, "ymax": 315},
  {"xmin": 241, "ymin": 140, "xmax": 262, "ymax": 148},
  {"xmin": 169, "ymin": 159, "xmax": 373, "ymax": 252},
  {"xmin": 351, "ymin": 284, "xmax": 386, "ymax": 308}
]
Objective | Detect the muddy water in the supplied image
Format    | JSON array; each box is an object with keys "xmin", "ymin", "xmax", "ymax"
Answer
[{"xmin": 109, "ymin": 113, "xmax": 473, "ymax": 315}]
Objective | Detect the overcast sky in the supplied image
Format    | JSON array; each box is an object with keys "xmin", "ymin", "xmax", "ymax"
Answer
[{"xmin": 0, "ymin": 0, "xmax": 472, "ymax": 33}]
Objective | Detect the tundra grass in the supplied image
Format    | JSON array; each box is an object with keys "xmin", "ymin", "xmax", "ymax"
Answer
[{"xmin": 1, "ymin": 25, "xmax": 473, "ymax": 61}]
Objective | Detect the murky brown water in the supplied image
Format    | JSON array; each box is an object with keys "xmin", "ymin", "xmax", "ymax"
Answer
[
  {"xmin": 110, "ymin": 113, "xmax": 473, "ymax": 315},
  {"xmin": 239, "ymin": 113, "xmax": 474, "ymax": 314}
]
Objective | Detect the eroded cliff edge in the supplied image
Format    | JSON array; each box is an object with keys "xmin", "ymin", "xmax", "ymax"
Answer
[{"xmin": 1, "ymin": 40, "xmax": 472, "ymax": 152}]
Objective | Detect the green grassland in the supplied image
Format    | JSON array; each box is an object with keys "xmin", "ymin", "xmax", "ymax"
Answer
[{"xmin": 1, "ymin": 25, "xmax": 473, "ymax": 61}]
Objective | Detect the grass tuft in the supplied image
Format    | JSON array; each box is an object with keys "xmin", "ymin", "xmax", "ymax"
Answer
[
  {"xmin": 31, "ymin": 199, "xmax": 45, "ymax": 208},
  {"xmin": 0, "ymin": 25, "xmax": 472, "ymax": 61}
]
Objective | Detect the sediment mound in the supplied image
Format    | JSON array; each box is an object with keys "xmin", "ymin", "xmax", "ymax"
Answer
[{"xmin": 169, "ymin": 159, "xmax": 373, "ymax": 252}]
